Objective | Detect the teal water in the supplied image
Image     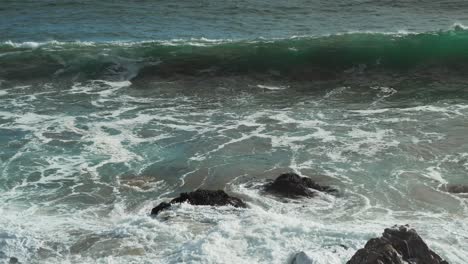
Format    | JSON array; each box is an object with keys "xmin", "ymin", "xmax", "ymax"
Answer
[
  {"xmin": 2, "ymin": 0, "xmax": 468, "ymax": 41},
  {"xmin": 1, "ymin": 1, "xmax": 468, "ymax": 263}
]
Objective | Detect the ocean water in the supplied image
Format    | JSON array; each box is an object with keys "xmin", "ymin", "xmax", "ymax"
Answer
[{"xmin": 1, "ymin": 1, "xmax": 468, "ymax": 263}]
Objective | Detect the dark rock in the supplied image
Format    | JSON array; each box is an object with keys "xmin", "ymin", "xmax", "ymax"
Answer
[
  {"xmin": 170, "ymin": 189, "xmax": 247, "ymax": 208},
  {"xmin": 151, "ymin": 189, "xmax": 247, "ymax": 216},
  {"xmin": 9, "ymin": 257, "xmax": 19, "ymax": 264},
  {"xmin": 347, "ymin": 225, "xmax": 448, "ymax": 264},
  {"xmin": 291, "ymin": 251, "xmax": 313, "ymax": 264},
  {"xmin": 265, "ymin": 173, "xmax": 337, "ymax": 198},
  {"xmin": 445, "ymin": 184, "xmax": 468, "ymax": 194},
  {"xmin": 150, "ymin": 202, "xmax": 172, "ymax": 215}
]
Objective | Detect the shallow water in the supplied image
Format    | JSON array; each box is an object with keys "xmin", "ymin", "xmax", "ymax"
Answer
[{"xmin": 0, "ymin": 76, "xmax": 467, "ymax": 263}]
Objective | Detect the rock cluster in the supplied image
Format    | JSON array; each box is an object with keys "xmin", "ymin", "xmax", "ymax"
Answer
[
  {"xmin": 151, "ymin": 173, "xmax": 337, "ymax": 215},
  {"xmin": 149, "ymin": 174, "xmax": 449, "ymax": 264}
]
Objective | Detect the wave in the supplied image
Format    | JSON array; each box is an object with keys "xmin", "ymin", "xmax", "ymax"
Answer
[{"xmin": 2, "ymin": 27, "xmax": 468, "ymax": 82}]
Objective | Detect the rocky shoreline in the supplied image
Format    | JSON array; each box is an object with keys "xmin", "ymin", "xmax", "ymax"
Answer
[{"xmin": 150, "ymin": 172, "xmax": 451, "ymax": 264}]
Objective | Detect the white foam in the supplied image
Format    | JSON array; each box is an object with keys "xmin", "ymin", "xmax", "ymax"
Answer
[
  {"xmin": 350, "ymin": 109, "xmax": 389, "ymax": 115},
  {"xmin": 70, "ymin": 80, "xmax": 131, "ymax": 96},
  {"xmin": 0, "ymin": 77, "xmax": 467, "ymax": 264},
  {"xmin": 3, "ymin": 40, "xmax": 45, "ymax": 49},
  {"xmin": 423, "ymin": 167, "xmax": 448, "ymax": 184},
  {"xmin": 310, "ymin": 127, "xmax": 336, "ymax": 142},
  {"xmin": 452, "ymin": 22, "xmax": 468, "ymax": 30},
  {"xmin": 2, "ymin": 40, "xmax": 95, "ymax": 49},
  {"xmin": 1, "ymin": 136, "xmax": 467, "ymax": 264},
  {"xmin": 85, "ymin": 127, "xmax": 143, "ymax": 164},
  {"xmin": 344, "ymin": 128, "xmax": 399, "ymax": 156},
  {"xmin": 256, "ymin": 84, "xmax": 288, "ymax": 91},
  {"xmin": 399, "ymin": 104, "xmax": 468, "ymax": 116},
  {"xmin": 323, "ymin": 86, "xmax": 349, "ymax": 99},
  {"xmin": 3, "ymin": 26, "xmax": 465, "ymax": 53}
]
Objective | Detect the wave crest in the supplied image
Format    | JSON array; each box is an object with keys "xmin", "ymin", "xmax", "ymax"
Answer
[{"xmin": 2, "ymin": 27, "xmax": 468, "ymax": 81}]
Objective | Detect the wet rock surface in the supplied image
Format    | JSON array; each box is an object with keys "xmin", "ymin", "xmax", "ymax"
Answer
[
  {"xmin": 443, "ymin": 184, "xmax": 468, "ymax": 194},
  {"xmin": 9, "ymin": 258, "xmax": 19, "ymax": 264},
  {"xmin": 347, "ymin": 225, "xmax": 448, "ymax": 264},
  {"xmin": 265, "ymin": 173, "xmax": 337, "ymax": 198},
  {"xmin": 291, "ymin": 251, "xmax": 313, "ymax": 264},
  {"xmin": 151, "ymin": 189, "xmax": 247, "ymax": 215},
  {"xmin": 150, "ymin": 202, "xmax": 172, "ymax": 215}
]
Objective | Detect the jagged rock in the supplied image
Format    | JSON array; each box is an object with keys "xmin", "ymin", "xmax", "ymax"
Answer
[
  {"xmin": 151, "ymin": 189, "xmax": 247, "ymax": 216},
  {"xmin": 291, "ymin": 251, "xmax": 313, "ymax": 264},
  {"xmin": 9, "ymin": 257, "xmax": 19, "ymax": 264},
  {"xmin": 265, "ymin": 173, "xmax": 337, "ymax": 198},
  {"xmin": 347, "ymin": 225, "xmax": 448, "ymax": 264}
]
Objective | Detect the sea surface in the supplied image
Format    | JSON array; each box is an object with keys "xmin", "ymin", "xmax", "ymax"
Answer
[{"xmin": 1, "ymin": 1, "xmax": 468, "ymax": 263}]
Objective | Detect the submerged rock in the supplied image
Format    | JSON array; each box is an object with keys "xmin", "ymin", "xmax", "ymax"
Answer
[
  {"xmin": 151, "ymin": 189, "xmax": 247, "ymax": 216},
  {"xmin": 265, "ymin": 173, "xmax": 337, "ymax": 198},
  {"xmin": 291, "ymin": 251, "xmax": 313, "ymax": 264},
  {"xmin": 347, "ymin": 225, "xmax": 448, "ymax": 264},
  {"xmin": 444, "ymin": 184, "xmax": 468, "ymax": 194}
]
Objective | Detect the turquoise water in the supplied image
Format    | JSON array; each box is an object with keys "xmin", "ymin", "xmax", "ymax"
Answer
[{"xmin": 1, "ymin": 1, "xmax": 468, "ymax": 263}]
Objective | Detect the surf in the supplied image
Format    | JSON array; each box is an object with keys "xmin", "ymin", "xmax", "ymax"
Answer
[{"xmin": 2, "ymin": 27, "xmax": 468, "ymax": 82}]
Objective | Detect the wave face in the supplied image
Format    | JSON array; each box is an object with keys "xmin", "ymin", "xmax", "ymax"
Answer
[{"xmin": 2, "ymin": 28, "xmax": 468, "ymax": 82}]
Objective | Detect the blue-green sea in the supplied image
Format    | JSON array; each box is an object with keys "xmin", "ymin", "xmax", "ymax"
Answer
[{"xmin": 1, "ymin": 1, "xmax": 467, "ymax": 263}]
